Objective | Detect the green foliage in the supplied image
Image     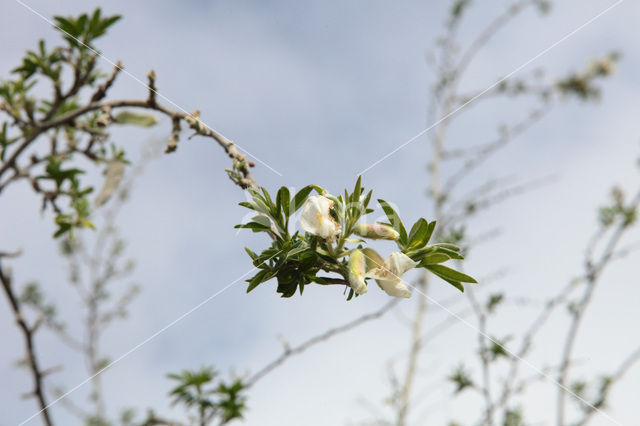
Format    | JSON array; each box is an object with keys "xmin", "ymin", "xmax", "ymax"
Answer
[
  {"xmin": 448, "ymin": 364, "xmax": 474, "ymax": 394},
  {"xmin": 570, "ymin": 380, "xmax": 587, "ymax": 399},
  {"xmin": 598, "ymin": 186, "xmax": 637, "ymax": 228},
  {"xmin": 556, "ymin": 53, "xmax": 619, "ymax": 101},
  {"xmin": 119, "ymin": 408, "xmax": 137, "ymax": 426},
  {"xmin": 237, "ymin": 177, "xmax": 476, "ymax": 298},
  {"xmin": 36, "ymin": 155, "xmax": 95, "ymax": 237},
  {"xmin": 12, "ymin": 40, "xmax": 63, "ymax": 81},
  {"xmin": 167, "ymin": 367, "xmax": 247, "ymax": 424},
  {"xmin": 19, "ymin": 281, "xmax": 65, "ymax": 332},
  {"xmin": 503, "ymin": 407, "xmax": 524, "ymax": 426},
  {"xmin": 53, "ymin": 9, "xmax": 121, "ymax": 49},
  {"xmin": 0, "ymin": 9, "xmax": 154, "ymax": 238},
  {"xmin": 486, "ymin": 335, "xmax": 511, "ymax": 361},
  {"xmin": 451, "ymin": 0, "xmax": 472, "ymax": 19}
]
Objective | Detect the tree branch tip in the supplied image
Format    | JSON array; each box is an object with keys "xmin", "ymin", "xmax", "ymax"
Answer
[{"xmin": 0, "ymin": 249, "xmax": 23, "ymax": 259}]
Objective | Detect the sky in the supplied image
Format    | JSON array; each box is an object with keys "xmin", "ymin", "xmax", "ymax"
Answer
[{"xmin": 1, "ymin": 0, "xmax": 640, "ymax": 425}]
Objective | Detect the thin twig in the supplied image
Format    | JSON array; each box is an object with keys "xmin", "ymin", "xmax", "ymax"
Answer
[
  {"xmin": 0, "ymin": 258, "xmax": 53, "ymax": 426},
  {"xmin": 556, "ymin": 188, "xmax": 640, "ymax": 426},
  {"xmin": 245, "ymin": 299, "xmax": 399, "ymax": 388}
]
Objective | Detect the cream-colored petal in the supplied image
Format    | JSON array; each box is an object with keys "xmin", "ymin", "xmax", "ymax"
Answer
[
  {"xmin": 365, "ymin": 252, "xmax": 416, "ymax": 281},
  {"xmin": 348, "ymin": 250, "xmax": 368, "ymax": 295},
  {"xmin": 376, "ymin": 278, "xmax": 412, "ymax": 298},
  {"xmin": 349, "ymin": 275, "xmax": 368, "ymax": 295},
  {"xmin": 386, "ymin": 252, "xmax": 417, "ymax": 276},
  {"xmin": 299, "ymin": 195, "xmax": 341, "ymax": 240},
  {"xmin": 365, "ymin": 267, "xmax": 392, "ymax": 281},
  {"xmin": 365, "ymin": 252, "xmax": 416, "ymax": 298}
]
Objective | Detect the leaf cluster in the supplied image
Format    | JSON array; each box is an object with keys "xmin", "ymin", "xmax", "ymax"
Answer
[
  {"xmin": 167, "ymin": 367, "xmax": 247, "ymax": 424},
  {"xmin": 598, "ymin": 186, "xmax": 637, "ymax": 228},
  {"xmin": 237, "ymin": 177, "xmax": 476, "ymax": 298}
]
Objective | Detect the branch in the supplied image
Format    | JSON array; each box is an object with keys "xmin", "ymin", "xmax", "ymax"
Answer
[
  {"xmin": 574, "ymin": 346, "xmax": 640, "ymax": 426},
  {"xmin": 245, "ymin": 299, "xmax": 399, "ymax": 388},
  {"xmin": 454, "ymin": 0, "xmax": 537, "ymax": 80},
  {"xmin": 496, "ymin": 279, "xmax": 578, "ymax": 410},
  {"xmin": 443, "ymin": 106, "xmax": 551, "ymax": 194},
  {"xmin": 395, "ymin": 273, "xmax": 429, "ymax": 426},
  {"xmin": 444, "ymin": 174, "xmax": 557, "ymax": 228},
  {"xmin": 466, "ymin": 285, "xmax": 495, "ymax": 426},
  {"xmin": 0, "ymin": 68, "xmax": 257, "ymax": 192},
  {"xmin": 556, "ymin": 188, "xmax": 640, "ymax": 426},
  {"xmin": 0, "ymin": 257, "xmax": 53, "ymax": 426}
]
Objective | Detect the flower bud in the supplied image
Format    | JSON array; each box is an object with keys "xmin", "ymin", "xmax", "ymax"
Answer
[
  {"xmin": 347, "ymin": 249, "xmax": 368, "ymax": 295},
  {"xmin": 353, "ymin": 223, "xmax": 399, "ymax": 240}
]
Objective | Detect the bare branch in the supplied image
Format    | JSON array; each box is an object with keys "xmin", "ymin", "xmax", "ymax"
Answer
[
  {"xmin": 444, "ymin": 106, "xmax": 551, "ymax": 194},
  {"xmin": 395, "ymin": 274, "xmax": 429, "ymax": 426},
  {"xmin": 90, "ymin": 61, "xmax": 123, "ymax": 103},
  {"xmin": 454, "ymin": 0, "xmax": 538, "ymax": 80},
  {"xmin": 575, "ymin": 346, "xmax": 640, "ymax": 426},
  {"xmin": 556, "ymin": 188, "xmax": 640, "ymax": 426},
  {"xmin": 0, "ymin": 258, "xmax": 53, "ymax": 426},
  {"xmin": 0, "ymin": 69, "xmax": 258, "ymax": 193},
  {"xmin": 245, "ymin": 299, "xmax": 399, "ymax": 388}
]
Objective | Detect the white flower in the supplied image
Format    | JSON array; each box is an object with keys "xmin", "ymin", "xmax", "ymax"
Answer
[
  {"xmin": 347, "ymin": 250, "xmax": 368, "ymax": 295},
  {"xmin": 365, "ymin": 252, "xmax": 416, "ymax": 298},
  {"xmin": 299, "ymin": 195, "xmax": 341, "ymax": 241}
]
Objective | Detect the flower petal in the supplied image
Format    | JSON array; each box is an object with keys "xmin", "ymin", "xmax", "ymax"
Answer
[
  {"xmin": 376, "ymin": 278, "xmax": 412, "ymax": 298},
  {"xmin": 348, "ymin": 250, "xmax": 368, "ymax": 295},
  {"xmin": 386, "ymin": 252, "xmax": 417, "ymax": 276},
  {"xmin": 299, "ymin": 195, "xmax": 341, "ymax": 240}
]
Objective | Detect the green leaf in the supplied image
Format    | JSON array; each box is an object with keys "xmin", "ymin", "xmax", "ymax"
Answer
[
  {"xmin": 346, "ymin": 288, "xmax": 355, "ymax": 301},
  {"xmin": 352, "ymin": 175, "xmax": 362, "ymax": 202},
  {"xmin": 113, "ymin": 111, "xmax": 158, "ymax": 127},
  {"xmin": 89, "ymin": 8, "xmax": 102, "ymax": 35},
  {"xmin": 96, "ymin": 15, "xmax": 122, "ymax": 37},
  {"xmin": 247, "ymin": 190, "xmax": 271, "ymax": 215},
  {"xmin": 407, "ymin": 218, "xmax": 430, "ymax": 250},
  {"xmin": 276, "ymin": 186, "xmax": 291, "ymax": 217},
  {"xmin": 416, "ymin": 246, "xmax": 464, "ymax": 261},
  {"xmin": 53, "ymin": 16, "xmax": 80, "ymax": 38},
  {"xmin": 238, "ymin": 201, "xmax": 257, "ymax": 211},
  {"xmin": 420, "ymin": 252, "xmax": 451, "ymax": 265},
  {"xmin": 293, "ymin": 186, "xmax": 313, "ymax": 211},
  {"xmin": 440, "ymin": 277, "xmax": 464, "ymax": 292},
  {"xmin": 432, "ymin": 242, "xmax": 461, "ymax": 252},
  {"xmin": 362, "ymin": 189, "xmax": 373, "ymax": 208},
  {"xmin": 246, "ymin": 270, "xmax": 269, "ymax": 293},
  {"xmin": 234, "ymin": 222, "xmax": 270, "ymax": 231},
  {"xmin": 377, "ymin": 199, "xmax": 408, "ymax": 246},
  {"xmin": 276, "ymin": 272, "xmax": 299, "ymax": 298},
  {"xmin": 424, "ymin": 221, "xmax": 436, "ymax": 245},
  {"xmin": 244, "ymin": 247, "xmax": 258, "ymax": 261},
  {"xmin": 426, "ymin": 264, "xmax": 477, "ymax": 283},
  {"xmin": 257, "ymin": 187, "xmax": 279, "ymax": 218}
]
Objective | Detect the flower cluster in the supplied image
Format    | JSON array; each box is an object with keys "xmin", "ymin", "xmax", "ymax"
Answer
[{"xmin": 236, "ymin": 177, "xmax": 476, "ymax": 299}]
